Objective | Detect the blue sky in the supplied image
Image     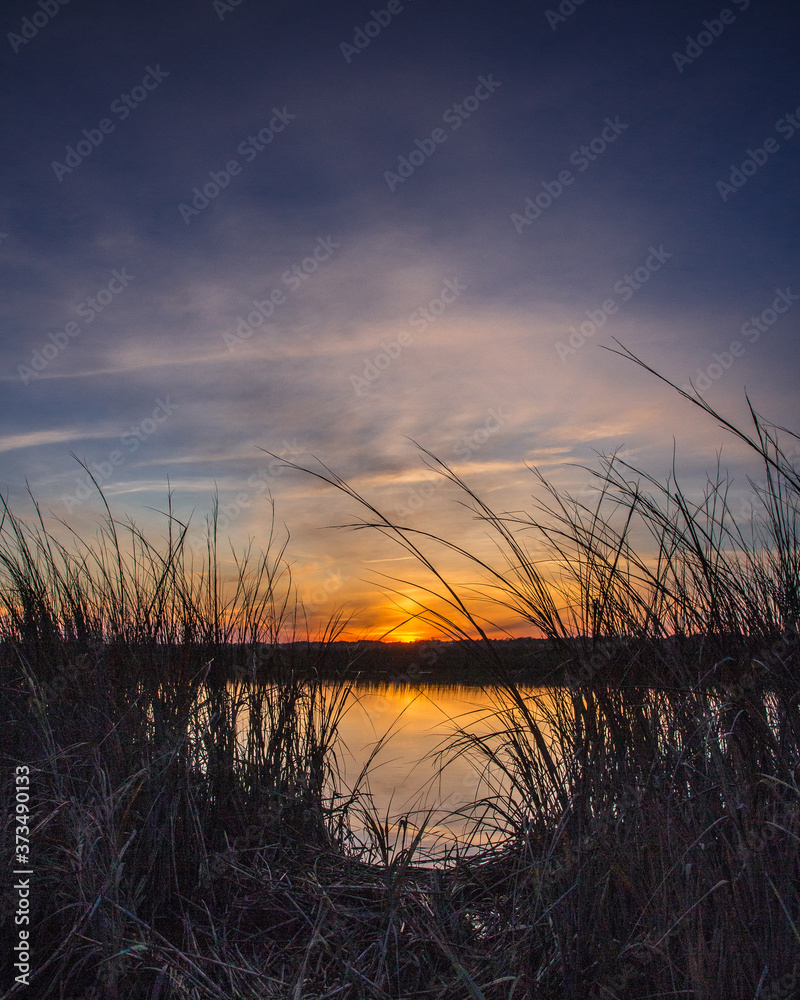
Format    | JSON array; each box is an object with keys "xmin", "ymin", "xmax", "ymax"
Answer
[{"xmin": 2, "ymin": 0, "xmax": 798, "ymax": 638}]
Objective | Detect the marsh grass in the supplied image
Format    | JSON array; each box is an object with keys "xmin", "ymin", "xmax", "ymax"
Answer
[{"xmin": 2, "ymin": 364, "xmax": 799, "ymax": 998}]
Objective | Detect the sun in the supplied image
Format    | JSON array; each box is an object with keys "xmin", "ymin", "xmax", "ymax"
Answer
[{"xmin": 385, "ymin": 629, "xmax": 431, "ymax": 644}]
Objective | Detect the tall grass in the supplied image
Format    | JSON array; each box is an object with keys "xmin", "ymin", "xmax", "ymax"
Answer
[
  {"xmin": 0, "ymin": 478, "xmax": 296, "ymax": 653},
  {"xmin": 278, "ymin": 353, "xmax": 798, "ymax": 674},
  {"xmin": 1, "ymin": 364, "xmax": 798, "ymax": 998},
  {"xmin": 266, "ymin": 362, "xmax": 800, "ymax": 997}
]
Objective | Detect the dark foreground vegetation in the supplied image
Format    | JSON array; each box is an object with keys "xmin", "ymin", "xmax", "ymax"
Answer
[{"xmin": 1, "ymin": 365, "xmax": 799, "ymax": 999}]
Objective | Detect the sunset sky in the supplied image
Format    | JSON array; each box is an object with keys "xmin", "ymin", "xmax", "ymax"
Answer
[{"xmin": 2, "ymin": 0, "xmax": 798, "ymax": 640}]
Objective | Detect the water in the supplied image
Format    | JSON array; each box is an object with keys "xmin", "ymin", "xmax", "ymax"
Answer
[
  {"xmin": 329, "ymin": 683, "xmax": 547, "ymax": 857},
  {"xmin": 225, "ymin": 678, "xmax": 782, "ymax": 861}
]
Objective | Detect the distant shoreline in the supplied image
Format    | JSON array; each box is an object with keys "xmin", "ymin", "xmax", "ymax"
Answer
[
  {"xmin": 225, "ymin": 633, "xmax": 791, "ymax": 690},
  {"xmin": 5, "ymin": 631, "xmax": 790, "ymax": 691}
]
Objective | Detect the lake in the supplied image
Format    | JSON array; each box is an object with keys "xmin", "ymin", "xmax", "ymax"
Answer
[
  {"xmin": 229, "ymin": 677, "xmax": 755, "ymax": 860},
  {"xmin": 326, "ymin": 682, "xmax": 549, "ymax": 858}
]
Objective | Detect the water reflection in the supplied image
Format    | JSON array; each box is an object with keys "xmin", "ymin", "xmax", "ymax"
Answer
[
  {"xmin": 331, "ymin": 683, "xmax": 546, "ymax": 855},
  {"xmin": 225, "ymin": 679, "xmax": 784, "ymax": 860}
]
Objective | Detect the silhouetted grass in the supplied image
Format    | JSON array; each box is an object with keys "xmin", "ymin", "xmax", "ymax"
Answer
[{"xmin": 1, "ymin": 364, "xmax": 798, "ymax": 998}]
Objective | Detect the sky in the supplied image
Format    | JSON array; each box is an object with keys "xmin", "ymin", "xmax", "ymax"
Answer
[{"xmin": 1, "ymin": 0, "xmax": 798, "ymax": 641}]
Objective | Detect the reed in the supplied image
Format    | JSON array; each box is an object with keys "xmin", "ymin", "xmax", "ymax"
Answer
[{"xmin": 1, "ymin": 362, "xmax": 798, "ymax": 998}]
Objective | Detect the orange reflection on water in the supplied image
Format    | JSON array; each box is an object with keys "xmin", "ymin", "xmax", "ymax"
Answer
[
  {"xmin": 334, "ymin": 682, "xmax": 556, "ymax": 854},
  {"xmin": 228, "ymin": 679, "xmax": 558, "ymax": 858}
]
